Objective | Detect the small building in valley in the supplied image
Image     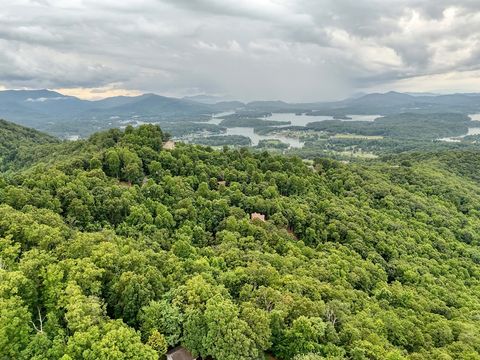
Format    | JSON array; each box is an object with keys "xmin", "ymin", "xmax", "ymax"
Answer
[
  {"xmin": 166, "ymin": 346, "xmax": 196, "ymax": 360},
  {"xmin": 251, "ymin": 212, "xmax": 266, "ymax": 222}
]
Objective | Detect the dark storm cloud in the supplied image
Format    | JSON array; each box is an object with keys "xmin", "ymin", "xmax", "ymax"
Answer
[{"xmin": 0, "ymin": 0, "xmax": 479, "ymax": 100}]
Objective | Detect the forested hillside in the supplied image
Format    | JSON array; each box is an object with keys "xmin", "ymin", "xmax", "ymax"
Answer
[
  {"xmin": 0, "ymin": 119, "xmax": 59, "ymax": 169},
  {"xmin": 2, "ymin": 123, "xmax": 480, "ymax": 359}
]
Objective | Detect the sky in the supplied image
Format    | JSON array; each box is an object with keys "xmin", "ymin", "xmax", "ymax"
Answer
[{"xmin": 1, "ymin": 0, "xmax": 479, "ymax": 101}]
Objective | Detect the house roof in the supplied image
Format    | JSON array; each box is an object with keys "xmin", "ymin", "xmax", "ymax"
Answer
[
  {"xmin": 251, "ymin": 212, "xmax": 266, "ymax": 221},
  {"xmin": 166, "ymin": 346, "xmax": 196, "ymax": 360},
  {"xmin": 162, "ymin": 140, "xmax": 176, "ymax": 150}
]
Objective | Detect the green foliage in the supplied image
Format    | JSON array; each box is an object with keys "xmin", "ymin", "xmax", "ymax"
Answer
[
  {"xmin": 66, "ymin": 320, "xmax": 157, "ymax": 360},
  {"xmin": 0, "ymin": 297, "xmax": 32, "ymax": 359},
  {"xmin": 0, "ymin": 119, "xmax": 59, "ymax": 170},
  {"xmin": 192, "ymin": 135, "xmax": 252, "ymax": 147},
  {"xmin": 257, "ymin": 139, "xmax": 290, "ymax": 149},
  {"xmin": 140, "ymin": 300, "xmax": 183, "ymax": 346},
  {"xmin": 275, "ymin": 316, "xmax": 326, "ymax": 359},
  {"xmin": 219, "ymin": 116, "xmax": 290, "ymax": 128},
  {"xmin": 2, "ymin": 124, "xmax": 480, "ymax": 359},
  {"xmin": 294, "ymin": 354, "xmax": 323, "ymax": 360},
  {"xmin": 146, "ymin": 330, "xmax": 168, "ymax": 358},
  {"xmin": 306, "ymin": 113, "xmax": 470, "ymax": 139},
  {"xmin": 201, "ymin": 295, "xmax": 270, "ymax": 360}
]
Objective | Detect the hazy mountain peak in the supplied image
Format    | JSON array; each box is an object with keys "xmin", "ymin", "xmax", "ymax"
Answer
[{"xmin": 0, "ymin": 89, "xmax": 69, "ymax": 102}]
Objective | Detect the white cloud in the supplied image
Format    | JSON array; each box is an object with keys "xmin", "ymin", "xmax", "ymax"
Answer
[
  {"xmin": 0, "ymin": 0, "xmax": 479, "ymax": 100},
  {"xmin": 26, "ymin": 97, "xmax": 68, "ymax": 102},
  {"xmin": 372, "ymin": 69, "xmax": 480, "ymax": 94},
  {"xmin": 195, "ymin": 40, "xmax": 242, "ymax": 53}
]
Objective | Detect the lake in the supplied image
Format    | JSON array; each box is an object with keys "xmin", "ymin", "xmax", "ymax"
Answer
[
  {"xmin": 266, "ymin": 113, "xmax": 381, "ymax": 126},
  {"xmin": 467, "ymin": 127, "xmax": 480, "ymax": 136},
  {"xmin": 438, "ymin": 126, "xmax": 480, "ymax": 142},
  {"xmin": 197, "ymin": 113, "xmax": 382, "ymax": 148},
  {"xmin": 267, "ymin": 113, "xmax": 331, "ymax": 126},
  {"xmin": 225, "ymin": 127, "xmax": 305, "ymax": 148},
  {"xmin": 345, "ymin": 115, "xmax": 381, "ymax": 122}
]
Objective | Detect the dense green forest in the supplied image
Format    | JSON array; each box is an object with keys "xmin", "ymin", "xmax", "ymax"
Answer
[
  {"xmin": 230, "ymin": 113, "xmax": 480, "ymax": 158},
  {"xmin": 305, "ymin": 113, "xmax": 471, "ymax": 139},
  {"xmin": 192, "ymin": 135, "xmax": 252, "ymax": 147},
  {"xmin": 288, "ymin": 136, "xmax": 480, "ymax": 160},
  {"xmin": 2, "ymin": 120, "xmax": 480, "ymax": 359},
  {"xmin": 0, "ymin": 119, "xmax": 59, "ymax": 169},
  {"xmin": 257, "ymin": 139, "xmax": 290, "ymax": 149},
  {"xmin": 219, "ymin": 117, "xmax": 290, "ymax": 128}
]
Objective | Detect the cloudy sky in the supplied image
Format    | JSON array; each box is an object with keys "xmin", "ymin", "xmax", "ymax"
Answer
[{"xmin": 1, "ymin": 0, "xmax": 480, "ymax": 101}]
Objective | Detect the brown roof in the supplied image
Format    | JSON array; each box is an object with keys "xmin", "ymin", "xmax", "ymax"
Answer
[{"xmin": 166, "ymin": 347, "xmax": 196, "ymax": 360}]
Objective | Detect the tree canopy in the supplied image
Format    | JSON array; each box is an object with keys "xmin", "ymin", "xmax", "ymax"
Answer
[{"xmin": 1, "ymin": 122, "xmax": 480, "ymax": 359}]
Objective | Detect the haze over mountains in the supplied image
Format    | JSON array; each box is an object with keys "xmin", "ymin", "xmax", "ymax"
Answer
[
  {"xmin": 1, "ymin": 89, "xmax": 480, "ymax": 139},
  {"xmin": 0, "ymin": 90, "xmax": 212, "ymax": 124}
]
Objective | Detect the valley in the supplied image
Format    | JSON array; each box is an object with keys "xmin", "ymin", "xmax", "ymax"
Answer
[
  {"xmin": 3, "ymin": 90, "xmax": 480, "ymax": 161},
  {"xmin": 2, "ymin": 120, "xmax": 480, "ymax": 359},
  {"xmin": 3, "ymin": 1, "xmax": 480, "ymax": 359}
]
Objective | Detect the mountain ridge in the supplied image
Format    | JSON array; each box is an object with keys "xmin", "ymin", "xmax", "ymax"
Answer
[{"xmin": 1, "ymin": 89, "xmax": 480, "ymax": 138}]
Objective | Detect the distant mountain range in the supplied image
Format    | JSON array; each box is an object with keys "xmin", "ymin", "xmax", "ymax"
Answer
[
  {"xmin": 242, "ymin": 91, "xmax": 480, "ymax": 115},
  {"xmin": 1, "ymin": 89, "xmax": 479, "ymax": 138},
  {"xmin": 328, "ymin": 91, "xmax": 480, "ymax": 115},
  {"xmin": 182, "ymin": 94, "xmax": 235, "ymax": 104},
  {"xmin": 0, "ymin": 90, "xmax": 215, "ymax": 124}
]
